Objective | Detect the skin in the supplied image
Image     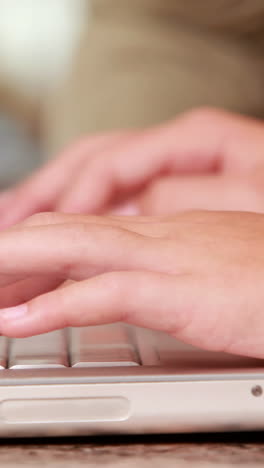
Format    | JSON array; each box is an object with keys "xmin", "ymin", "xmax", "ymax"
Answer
[
  {"xmin": 0, "ymin": 108, "xmax": 263, "ymax": 358},
  {"xmin": 0, "ymin": 210, "xmax": 264, "ymax": 360},
  {"xmin": 0, "ymin": 108, "xmax": 264, "ymax": 225}
]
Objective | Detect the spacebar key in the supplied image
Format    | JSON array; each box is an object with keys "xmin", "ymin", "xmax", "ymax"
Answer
[{"xmin": 9, "ymin": 330, "xmax": 68, "ymax": 369}]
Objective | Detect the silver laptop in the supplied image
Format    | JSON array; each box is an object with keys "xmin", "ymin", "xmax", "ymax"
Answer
[{"xmin": 0, "ymin": 323, "xmax": 263, "ymax": 438}]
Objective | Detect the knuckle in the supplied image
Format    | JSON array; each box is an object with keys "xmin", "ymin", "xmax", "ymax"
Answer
[
  {"xmin": 98, "ymin": 272, "xmax": 129, "ymax": 320},
  {"xmin": 58, "ymin": 223, "xmax": 136, "ymax": 278}
]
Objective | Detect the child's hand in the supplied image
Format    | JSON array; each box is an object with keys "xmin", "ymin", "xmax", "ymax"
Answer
[
  {"xmin": 1, "ymin": 108, "xmax": 264, "ymax": 225},
  {"xmin": 0, "ymin": 210, "xmax": 264, "ymax": 359}
]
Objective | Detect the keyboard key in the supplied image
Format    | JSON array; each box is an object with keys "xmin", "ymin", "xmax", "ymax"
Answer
[
  {"xmin": 0, "ymin": 337, "xmax": 8, "ymax": 369},
  {"xmin": 9, "ymin": 330, "xmax": 68, "ymax": 369},
  {"xmin": 70, "ymin": 324, "xmax": 140, "ymax": 367}
]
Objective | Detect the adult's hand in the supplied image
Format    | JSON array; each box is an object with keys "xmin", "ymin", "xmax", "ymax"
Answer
[
  {"xmin": 0, "ymin": 211, "xmax": 263, "ymax": 359},
  {"xmin": 1, "ymin": 108, "xmax": 264, "ymax": 225}
]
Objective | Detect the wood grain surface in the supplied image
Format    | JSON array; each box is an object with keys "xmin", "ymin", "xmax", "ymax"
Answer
[{"xmin": 1, "ymin": 433, "xmax": 264, "ymax": 467}]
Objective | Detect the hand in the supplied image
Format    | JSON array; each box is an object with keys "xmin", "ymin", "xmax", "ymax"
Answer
[
  {"xmin": 1, "ymin": 108, "xmax": 264, "ymax": 226},
  {"xmin": 0, "ymin": 210, "xmax": 264, "ymax": 359}
]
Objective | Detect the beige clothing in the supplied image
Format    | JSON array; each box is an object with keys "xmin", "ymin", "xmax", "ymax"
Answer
[{"xmin": 44, "ymin": 0, "xmax": 264, "ymax": 154}]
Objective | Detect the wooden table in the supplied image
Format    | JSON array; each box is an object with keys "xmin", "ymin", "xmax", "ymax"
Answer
[{"xmin": 1, "ymin": 433, "xmax": 264, "ymax": 467}]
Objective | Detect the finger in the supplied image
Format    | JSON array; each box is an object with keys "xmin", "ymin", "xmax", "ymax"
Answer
[
  {"xmin": 20, "ymin": 212, "xmax": 171, "ymax": 241},
  {"xmin": 0, "ymin": 271, "xmax": 262, "ymax": 361},
  {"xmin": 133, "ymin": 174, "xmax": 264, "ymax": 215},
  {"xmin": 0, "ymin": 132, "xmax": 131, "ymax": 228},
  {"xmin": 0, "ymin": 214, "xmax": 175, "ymax": 289},
  {"xmin": 0, "ymin": 222, "xmax": 172, "ymax": 288},
  {"xmin": 20, "ymin": 212, "xmax": 163, "ymax": 228},
  {"xmin": 56, "ymin": 108, "xmax": 264, "ymax": 214},
  {"xmin": 0, "ymin": 276, "xmax": 64, "ymax": 308},
  {"xmin": 0, "ymin": 272, "xmax": 195, "ymax": 338}
]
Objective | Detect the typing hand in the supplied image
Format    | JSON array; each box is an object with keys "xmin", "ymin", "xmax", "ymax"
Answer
[
  {"xmin": 1, "ymin": 108, "xmax": 264, "ymax": 225},
  {"xmin": 0, "ymin": 210, "xmax": 263, "ymax": 359}
]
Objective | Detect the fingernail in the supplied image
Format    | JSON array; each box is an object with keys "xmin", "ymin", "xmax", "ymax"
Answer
[
  {"xmin": 110, "ymin": 203, "xmax": 140, "ymax": 216},
  {"xmin": 0, "ymin": 304, "xmax": 28, "ymax": 321}
]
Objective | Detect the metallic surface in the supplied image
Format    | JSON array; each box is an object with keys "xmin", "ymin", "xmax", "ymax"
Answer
[
  {"xmin": 9, "ymin": 330, "xmax": 68, "ymax": 369},
  {"xmin": 70, "ymin": 325, "xmax": 140, "ymax": 367},
  {"xmin": 0, "ymin": 325, "xmax": 263, "ymax": 437}
]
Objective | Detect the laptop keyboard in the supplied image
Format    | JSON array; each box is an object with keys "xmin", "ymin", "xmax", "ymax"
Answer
[
  {"xmin": 70, "ymin": 326, "xmax": 140, "ymax": 368},
  {"xmin": 0, "ymin": 324, "xmax": 140, "ymax": 370},
  {"xmin": 9, "ymin": 330, "xmax": 68, "ymax": 370}
]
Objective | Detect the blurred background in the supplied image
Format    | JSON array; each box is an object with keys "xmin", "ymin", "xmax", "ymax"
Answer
[
  {"xmin": 0, "ymin": 0, "xmax": 264, "ymax": 188},
  {"xmin": 0, "ymin": 0, "xmax": 87, "ymax": 187}
]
